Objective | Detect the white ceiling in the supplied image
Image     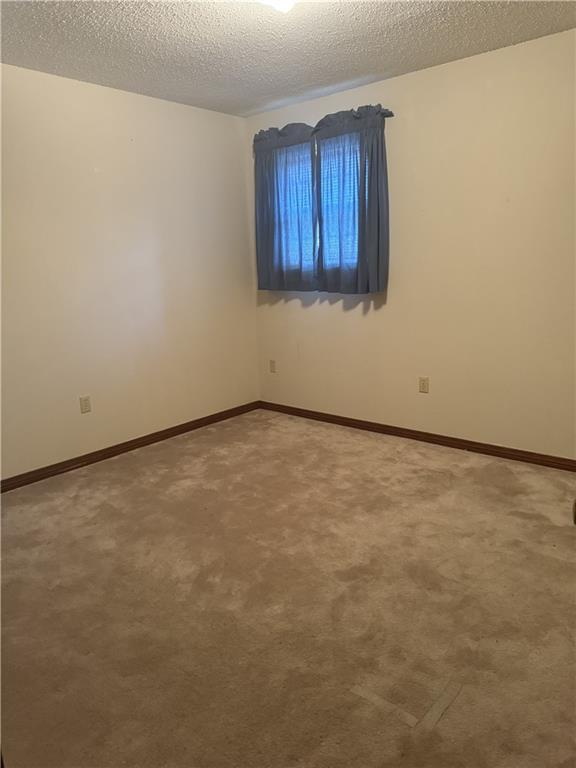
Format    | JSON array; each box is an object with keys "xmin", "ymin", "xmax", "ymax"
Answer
[{"xmin": 2, "ymin": 1, "xmax": 575, "ymax": 116}]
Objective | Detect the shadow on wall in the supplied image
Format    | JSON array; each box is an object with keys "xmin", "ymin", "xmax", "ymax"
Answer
[{"xmin": 257, "ymin": 291, "xmax": 387, "ymax": 315}]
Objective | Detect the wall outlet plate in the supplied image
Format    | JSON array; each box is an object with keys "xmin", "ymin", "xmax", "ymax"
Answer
[
  {"xmin": 418, "ymin": 377, "xmax": 430, "ymax": 394},
  {"xmin": 79, "ymin": 396, "xmax": 92, "ymax": 414}
]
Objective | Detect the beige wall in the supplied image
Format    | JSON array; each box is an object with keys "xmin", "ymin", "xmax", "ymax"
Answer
[
  {"xmin": 2, "ymin": 64, "xmax": 259, "ymax": 477},
  {"xmin": 246, "ymin": 30, "xmax": 576, "ymax": 459},
  {"xmin": 2, "ymin": 30, "xmax": 575, "ymax": 478}
]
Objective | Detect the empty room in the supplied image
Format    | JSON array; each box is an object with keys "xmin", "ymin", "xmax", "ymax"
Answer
[{"xmin": 1, "ymin": 1, "xmax": 575, "ymax": 766}]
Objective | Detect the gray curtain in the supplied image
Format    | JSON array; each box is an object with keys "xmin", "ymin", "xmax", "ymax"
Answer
[{"xmin": 254, "ymin": 105, "xmax": 393, "ymax": 294}]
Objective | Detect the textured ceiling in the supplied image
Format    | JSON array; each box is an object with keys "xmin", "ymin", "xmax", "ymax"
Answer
[{"xmin": 2, "ymin": 1, "xmax": 575, "ymax": 116}]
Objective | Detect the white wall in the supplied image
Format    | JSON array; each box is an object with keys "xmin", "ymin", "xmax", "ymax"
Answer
[
  {"xmin": 246, "ymin": 31, "xmax": 576, "ymax": 459},
  {"xmin": 2, "ymin": 65, "xmax": 259, "ymax": 477}
]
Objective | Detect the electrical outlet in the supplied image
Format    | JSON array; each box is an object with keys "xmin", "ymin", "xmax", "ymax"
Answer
[
  {"xmin": 269, "ymin": 359, "xmax": 277, "ymax": 374},
  {"xmin": 79, "ymin": 395, "xmax": 92, "ymax": 414},
  {"xmin": 418, "ymin": 377, "xmax": 429, "ymax": 394}
]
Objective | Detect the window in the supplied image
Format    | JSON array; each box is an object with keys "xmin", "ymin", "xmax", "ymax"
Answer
[
  {"xmin": 274, "ymin": 141, "xmax": 315, "ymax": 276},
  {"xmin": 318, "ymin": 132, "xmax": 360, "ymax": 273},
  {"xmin": 254, "ymin": 105, "xmax": 392, "ymax": 294}
]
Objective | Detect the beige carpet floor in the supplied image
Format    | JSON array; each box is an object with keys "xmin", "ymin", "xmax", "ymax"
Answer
[{"xmin": 2, "ymin": 410, "xmax": 575, "ymax": 768}]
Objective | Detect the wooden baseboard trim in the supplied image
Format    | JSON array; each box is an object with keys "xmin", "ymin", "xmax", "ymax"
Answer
[
  {"xmin": 3, "ymin": 399, "xmax": 574, "ymax": 492},
  {"xmin": 1, "ymin": 401, "xmax": 261, "ymax": 493},
  {"xmin": 259, "ymin": 401, "xmax": 576, "ymax": 472}
]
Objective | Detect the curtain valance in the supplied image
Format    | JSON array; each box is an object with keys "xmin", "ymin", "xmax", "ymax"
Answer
[{"xmin": 253, "ymin": 105, "xmax": 394, "ymax": 152}]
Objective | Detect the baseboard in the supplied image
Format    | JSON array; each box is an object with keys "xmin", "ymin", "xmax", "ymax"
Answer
[
  {"xmin": 1, "ymin": 401, "xmax": 261, "ymax": 493},
  {"xmin": 259, "ymin": 401, "xmax": 576, "ymax": 472},
  {"xmin": 3, "ymin": 398, "xmax": 573, "ymax": 492}
]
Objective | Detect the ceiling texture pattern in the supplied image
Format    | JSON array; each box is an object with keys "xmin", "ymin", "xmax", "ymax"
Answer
[{"xmin": 2, "ymin": 1, "xmax": 575, "ymax": 116}]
